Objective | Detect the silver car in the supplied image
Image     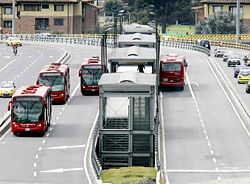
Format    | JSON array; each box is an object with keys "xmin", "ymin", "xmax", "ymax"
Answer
[
  {"xmin": 214, "ymin": 47, "xmax": 226, "ymax": 57},
  {"xmin": 223, "ymin": 50, "xmax": 234, "ymax": 62},
  {"xmin": 227, "ymin": 54, "xmax": 241, "ymax": 67}
]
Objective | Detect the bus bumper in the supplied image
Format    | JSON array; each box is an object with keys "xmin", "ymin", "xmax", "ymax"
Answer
[
  {"xmin": 11, "ymin": 122, "xmax": 45, "ymax": 134},
  {"xmin": 51, "ymin": 91, "xmax": 65, "ymax": 102},
  {"xmin": 160, "ymin": 82, "xmax": 185, "ymax": 88},
  {"xmin": 81, "ymin": 86, "xmax": 99, "ymax": 93}
]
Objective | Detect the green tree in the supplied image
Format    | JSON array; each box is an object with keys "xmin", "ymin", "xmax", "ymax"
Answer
[
  {"xmin": 195, "ymin": 11, "xmax": 247, "ymax": 34},
  {"xmin": 104, "ymin": 0, "xmax": 123, "ymax": 16}
]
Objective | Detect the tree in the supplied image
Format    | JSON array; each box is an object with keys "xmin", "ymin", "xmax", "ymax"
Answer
[
  {"xmin": 104, "ymin": 0, "xmax": 123, "ymax": 16},
  {"xmin": 195, "ymin": 11, "xmax": 247, "ymax": 34}
]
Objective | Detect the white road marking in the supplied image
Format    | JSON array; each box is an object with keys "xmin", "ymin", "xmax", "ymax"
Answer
[
  {"xmin": 84, "ymin": 113, "xmax": 99, "ymax": 184},
  {"xmin": 33, "ymin": 171, "xmax": 37, "ymax": 177},
  {"xmin": 34, "ymin": 163, "xmax": 37, "ymax": 167},
  {"xmin": 0, "ymin": 129, "xmax": 10, "ymax": 142},
  {"xmin": 38, "ymin": 147, "xmax": 42, "ymax": 151},
  {"xmin": 0, "ymin": 142, "xmax": 6, "ymax": 144},
  {"xmin": 42, "ymin": 140, "xmax": 46, "ymax": 144},
  {"xmin": 49, "ymin": 128, "xmax": 53, "ymax": 131},
  {"xmin": 164, "ymin": 169, "xmax": 250, "ymax": 173},
  {"xmin": 40, "ymin": 167, "xmax": 83, "ymax": 173},
  {"xmin": 35, "ymin": 155, "xmax": 38, "ymax": 159},
  {"xmin": 45, "ymin": 145, "xmax": 85, "ymax": 150},
  {"xmin": 0, "ymin": 59, "xmax": 17, "ymax": 72}
]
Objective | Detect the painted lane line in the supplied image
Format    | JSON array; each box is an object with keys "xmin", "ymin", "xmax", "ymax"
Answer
[
  {"xmin": 0, "ymin": 129, "xmax": 10, "ymax": 142},
  {"xmin": 52, "ymin": 122, "xmax": 56, "ymax": 126},
  {"xmin": 0, "ymin": 142, "xmax": 6, "ymax": 144},
  {"xmin": 213, "ymin": 158, "xmax": 217, "ymax": 163},
  {"xmin": 164, "ymin": 169, "xmax": 250, "ymax": 173},
  {"xmin": 62, "ymin": 107, "xmax": 65, "ymax": 111},
  {"xmin": 84, "ymin": 113, "xmax": 99, "ymax": 184},
  {"xmin": 40, "ymin": 167, "xmax": 83, "ymax": 173},
  {"xmin": 0, "ymin": 59, "xmax": 17, "ymax": 72},
  {"xmin": 56, "ymin": 117, "xmax": 59, "ymax": 120},
  {"xmin": 45, "ymin": 145, "xmax": 85, "ymax": 150},
  {"xmin": 46, "ymin": 133, "xmax": 50, "ymax": 137},
  {"xmin": 33, "ymin": 172, "xmax": 37, "ymax": 177},
  {"xmin": 35, "ymin": 155, "xmax": 38, "ymax": 159},
  {"xmin": 160, "ymin": 92, "xmax": 170, "ymax": 184},
  {"xmin": 38, "ymin": 147, "xmax": 42, "ymax": 151},
  {"xmin": 34, "ymin": 163, "xmax": 37, "ymax": 167},
  {"xmin": 59, "ymin": 112, "xmax": 62, "ymax": 115},
  {"xmin": 205, "ymin": 56, "xmax": 250, "ymax": 138},
  {"xmin": 49, "ymin": 128, "xmax": 53, "ymax": 131},
  {"xmin": 42, "ymin": 140, "xmax": 46, "ymax": 144}
]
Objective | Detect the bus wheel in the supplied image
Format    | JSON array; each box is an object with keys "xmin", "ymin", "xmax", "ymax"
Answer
[{"xmin": 180, "ymin": 86, "xmax": 184, "ymax": 91}]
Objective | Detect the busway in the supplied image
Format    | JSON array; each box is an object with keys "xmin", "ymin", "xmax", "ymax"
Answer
[{"xmin": 1, "ymin": 34, "xmax": 250, "ymax": 183}]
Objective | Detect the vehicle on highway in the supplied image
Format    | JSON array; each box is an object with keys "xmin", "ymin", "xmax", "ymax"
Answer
[
  {"xmin": 196, "ymin": 39, "xmax": 211, "ymax": 50},
  {"xmin": 227, "ymin": 54, "xmax": 241, "ymax": 67},
  {"xmin": 214, "ymin": 47, "xmax": 226, "ymax": 57},
  {"xmin": 160, "ymin": 55, "xmax": 186, "ymax": 90},
  {"xmin": 7, "ymin": 85, "xmax": 52, "ymax": 136},
  {"xmin": 37, "ymin": 63, "xmax": 70, "ymax": 103},
  {"xmin": 234, "ymin": 65, "xmax": 250, "ymax": 78},
  {"xmin": 79, "ymin": 56, "xmax": 103, "ymax": 95},
  {"xmin": 223, "ymin": 50, "xmax": 234, "ymax": 62},
  {"xmin": 0, "ymin": 81, "xmax": 16, "ymax": 97},
  {"xmin": 244, "ymin": 54, "xmax": 250, "ymax": 66},
  {"xmin": 6, "ymin": 37, "xmax": 22, "ymax": 47},
  {"xmin": 237, "ymin": 68, "xmax": 250, "ymax": 84},
  {"xmin": 246, "ymin": 81, "xmax": 250, "ymax": 93}
]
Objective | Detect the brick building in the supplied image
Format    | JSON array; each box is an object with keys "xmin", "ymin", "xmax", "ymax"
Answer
[{"xmin": 0, "ymin": 0, "xmax": 100, "ymax": 34}]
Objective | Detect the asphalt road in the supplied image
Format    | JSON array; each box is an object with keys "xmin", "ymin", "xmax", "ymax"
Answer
[
  {"xmin": 161, "ymin": 47, "xmax": 250, "ymax": 184},
  {"xmin": 0, "ymin": 43, "xmax": 100, "ymax": 183}
]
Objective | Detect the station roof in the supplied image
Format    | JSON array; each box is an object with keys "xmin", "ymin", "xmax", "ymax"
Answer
[
  {"xmin": 122, "ymin": 23, "xmax": 154, "ymax": 34},
  {"xmin": 201, "ymin": 0, "xmax": 250, "ymax": 3},
  {"xmin": 108, "ymin": 46, "xmax": 156, "ymax": 64},
  {"xmin": 99, "ymin": 72, "xmax": 156, "ymax": 87},
  {"xmin": 117, "ymin": 33, "xmax": 156, "ymax": 44}
]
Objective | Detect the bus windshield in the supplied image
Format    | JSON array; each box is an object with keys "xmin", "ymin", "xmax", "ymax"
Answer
[
  {"xmin": 39, "ymin": 73, "xmax": 64, "ymax": 91},
  {"xmin": 81, "ymin": 66, "xmax": 102, "ymax": 85},
  {"xmin": 13, "ymin": 97, "xmax": 43, "ymax": 123},
  {"xmin": 161, "ymin": 63, "xmax": 182, "ymax": 72}
]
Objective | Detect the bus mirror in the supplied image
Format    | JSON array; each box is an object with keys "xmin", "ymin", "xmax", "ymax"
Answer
[
  {"xmin": 7, "ymin": 101, "xmax": 12, "ymax": 111},
  {"xmin": 78, "ymin": 70, "xmax": 82, "ymax": 77}
]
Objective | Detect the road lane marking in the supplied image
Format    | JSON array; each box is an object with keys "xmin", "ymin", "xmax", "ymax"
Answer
[
  {"xmin": 164, "ymin": 169, "xmax": 250, "ymax": 173},
  {"xmin": 45, "ymin": 145, "xmax": 85, "ymax": 150},
  {"xmin": 40, "ymin": 167, "xmax": 83, "ymax": 173},
  {"xmin": 0, "ymin": 59, "xmax": 17, "ymax": 72}
]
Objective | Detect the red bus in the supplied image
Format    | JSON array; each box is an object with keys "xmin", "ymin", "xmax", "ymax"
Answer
[
  {"xmin": 160, "ymin": 55, "xmax": 186, "ymax": 90},
  {"xmin": 79, "ymin": 56, "xmax": 103, "ymax": 95},
  {"xmin": 7, "ymin": 85, "xmax": 52, "ymax": 136},
  {"xmin": 37, "ymin": 63, "xmax": 70, "ymax": 103}
]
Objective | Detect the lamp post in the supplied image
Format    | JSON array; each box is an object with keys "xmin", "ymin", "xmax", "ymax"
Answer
[
  {"xmin": 236, "ymin": 0, "xmax": 240, "ymax": 43},
  {"xmin": 12, "ymin": 0, "xmax": 15, "ymax": 34}
]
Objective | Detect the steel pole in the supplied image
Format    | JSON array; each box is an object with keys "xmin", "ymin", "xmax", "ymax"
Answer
[
  {"xmin": 236, "ymin": 0, "xmax": 240, "ymax": 43},
  {"xmin": 12, "ymin": 0, "xmax": 15, "ymax": 34}
]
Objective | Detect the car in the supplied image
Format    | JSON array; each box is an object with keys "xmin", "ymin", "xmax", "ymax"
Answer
[
  {"xmin": 196, "ymin": 39, "xmax": 211, "ymax": 50},
  {"xmin": 0, "ymin": 81, "xmax": 16, "ymax": 97},
  {"xmin": 227, "ymin": 54, "xmax": 241, "ymax": 67},
  {"xmin": 244, "ymin": 54, "xmax": 250, "ymax": 66},
  {"xmin": 6, "ymin": 37, "xmax": 22, "ymax": 47},
  {"xmin": 238, "ymin": 68, "xmax": 250, "ymax": 84},
  {"xmin": 246, "ymin": 81, "xmax": 250, "ymax": 93},
  {"xmin": 214, "ymin": 47, "xmax": 226, "ymax": 57},
  {"xmin": 223, "ymin": 50, "xmax": 234, "ymax": 62},
  {"xmin": 234, "ymin": 65, "xmax": 250, "ymax": 78}
]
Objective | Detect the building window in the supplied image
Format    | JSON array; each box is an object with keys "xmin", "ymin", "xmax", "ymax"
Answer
[
  {"xmin": 35, "ymin": 18, "xmax": 49, "ymax": 30},
  {"xmin": 24, "ymin": 4, "xmax": 41, "ymax": 11},
  {"xmin": 54, "ymin": 5, "xmax": 64, "ymax": 11},
  {"xmin": 3, "ymin": 21, "xmax": 12, "ymax": 28},
  {"xmin": 229, "ymin": 6, "xmax": 243, "ymax": 17},
  {"xmin": 213, "ymin": 5, "xmax": 222, "ymax": 13},
  {"xmin": 4, "ymin": 7, "xmax": 12, "ymax": 14},
  {"xmin": 42, "ymin": 4, "xmax": 49, "ymax": 9},
  {"xmin": 54, "ymin": 18, "xmax": 64, "ymax": 26}
]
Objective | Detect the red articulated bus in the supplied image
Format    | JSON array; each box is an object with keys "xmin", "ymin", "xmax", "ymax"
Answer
[
  {"xmin": 8, "ymin": 85, "xmax": 52, "ymax": 136},
  {"xmin": 37, "ymin": 63, "xmax": 70, "ymax": 103},
  {"xmin": 160, "ymin": 54, "xmax": 186, "ymax": 90},
  {"xmin": 79, "ymin": 56, "xmax": 104, "ymax": 95}
]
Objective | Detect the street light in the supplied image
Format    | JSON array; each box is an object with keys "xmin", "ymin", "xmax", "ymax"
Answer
[
  {"xmin": 236, "ymin": 0, "xmax": 240, "ymax": 43},
  {"xmin": 12, "ymin": 0, "xmax": 16, "ymax": 34}
]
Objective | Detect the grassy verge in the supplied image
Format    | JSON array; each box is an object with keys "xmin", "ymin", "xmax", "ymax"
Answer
[
  {"xmin": 165, "ymin": 25, "xmax": 195, "ymax": 36},
  {"xmin": 101, "ymin": 167, "xmax": 157, "ymax": 184}
]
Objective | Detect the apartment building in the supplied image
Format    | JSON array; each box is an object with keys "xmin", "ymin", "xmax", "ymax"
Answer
[
  {"xmin": 0, "ymin": 0, "xmax": 100, "ymax": 34},
  {"xmin": 193, "ymin": 0, "xmax": 250, "ymax": 31}
]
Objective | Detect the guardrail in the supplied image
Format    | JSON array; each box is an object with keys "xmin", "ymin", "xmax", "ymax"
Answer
[{"xmin": 91, "ymin": 117, "xmax": 102, "ymax": 179}]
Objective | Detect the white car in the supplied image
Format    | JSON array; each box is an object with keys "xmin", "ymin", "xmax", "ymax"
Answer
[
  {"xmin": 227, "ymin": 54, "xmax": 241, "ymax": 67},
  {"xmin": 223, "ymin": 50, "xmax": 234, "ymax": 62},
  {"xmin": 214, "ymin": 47, "xmax": 226, "ymax": 57}
]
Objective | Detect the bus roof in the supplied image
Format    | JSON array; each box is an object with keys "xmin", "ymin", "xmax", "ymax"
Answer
[
  {"xmin": 39, "ymin": 63, "xmax": 69, "ymax": 74},
  {"xmin": 81, "ymin": 56, "xmax": 101, "ymax": 66},
  {"xmin": 108, "ymin": 46, "xmax": 156, "ymax": 65},
  {"xmin": 12, "ymin": 85, "xmax": 51, "ymax": 98},
  {"xmin": 117, "ymin": 33, "xmax": 156, "ymax": 45}
]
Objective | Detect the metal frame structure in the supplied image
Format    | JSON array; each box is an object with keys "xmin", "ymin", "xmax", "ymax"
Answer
[{"xmin": 98, "ymin": 72, "xmax": 157, "ymax": 168}]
